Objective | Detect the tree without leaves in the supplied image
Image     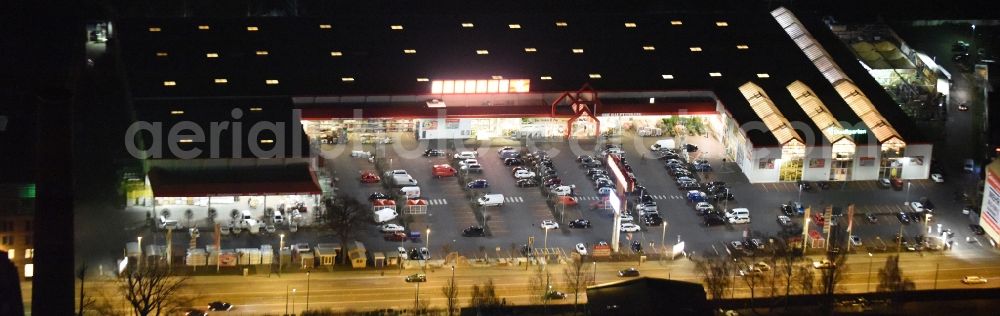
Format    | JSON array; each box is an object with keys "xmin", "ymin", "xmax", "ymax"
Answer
[
  {"xmin": 737, "ymin": 255, "xmax": 766, "ymax": 311},
  {"xmin": 694, "ymin": 256, "xmax": 732, "ymax": 300},
  {"xmin": 877, "ymin": 255, "xmax": 915, "ymax": 302},
  {"xmin": 470, "ymin": 279, "xmax": 504, "ymax": 316},
  {"xmin": 323, "ymin": 196, "xmax": 373, "ymax": 264},
  {"xmin": 793, "ymin": 265, "xmax": 816, "ymax": 295},
  {"xmin": 563, "ymin": 256, "xmax": 595, "ymax": 315},
  {"xmin": 528, "ymin": 264, "xmax": 553, "ymax": 304},
  {"xmin": 441, "ymin": 273, "xmax": 459, "ymax": 316},
  {"xmin": 117, "ymin": 261, "xmax": 191, "ymax": 316}
]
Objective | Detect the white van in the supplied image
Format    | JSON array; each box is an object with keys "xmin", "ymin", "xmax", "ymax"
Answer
[
  {"xmin": 240, "ymin": 210, "xmax": 254, "ymax": 221},
  {"xmin": 649, "ymin": 139, "xmax": 676, "ymax": 151},
  {"xmin": 400, "ymin": 186, "xmax": 421, "ymax": 199},
  {"xmin": 725, "ymin": 208, "xmax": 750, "ymax": 219},
  {"xmin": 478, "ymin": 194, "xmax": 505, "ymax": 207},
  {"xmin": 374, "ymin": 208, "xmax": 399, "ymax": 223}
]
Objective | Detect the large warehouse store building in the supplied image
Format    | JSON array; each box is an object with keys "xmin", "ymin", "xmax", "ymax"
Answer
[{"xmin": 120, "ymin": 7, "xmax": 930, "ymax": 185}]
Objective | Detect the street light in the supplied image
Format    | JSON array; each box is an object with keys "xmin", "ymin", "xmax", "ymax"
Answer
[
  {"xmin": 904, "ymin": 182, "xmax": 911, "ymax": 205},
  {"xmin": 867, "ymin": 252, "xmax": 874, "ymax": 292},
  {"xmin": 279, "ymin": 233, "xmax": 285, "ymax": 272},
  {"xmin": 291, "ymin": 288, "xmax": 297, "ymax": 315},
  {"xmin": 592, "ymin": 262, "xmax": 597, "ymax": 284},
  {"xmin": 797, "ymin": 184, "xmax": 803, "ymax": 205},
  {"xmin": 306, "ymin": 270, "xmax": 311, "ymax": 311},
  {"xmin": 544, "ymin": 227, "xmax": 551, "ymax": 249},
  {"xmin": 425, "ymin": 227, "xmax": 431, "ymax": 249}
]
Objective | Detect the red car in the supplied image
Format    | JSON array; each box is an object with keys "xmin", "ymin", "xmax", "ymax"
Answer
[
  {"xmin": 360, "ymin": 171, "xmax": 381, "ymax": 183},
  {"xmin": 384, "ymin": 232, "xmax": 407, "ymax": 241}
]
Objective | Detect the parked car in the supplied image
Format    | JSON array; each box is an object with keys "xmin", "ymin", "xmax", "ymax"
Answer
[
  {"xmin": 461, "ymin": 163, "xmax": 483, "ymax": 173},
  {"xmin": 368, "ymin": 192, "xmax": 390, "ymax": 201},
  {"xmin": 890, "ymin": 178, "xmax": 904, "ymax": 190},
  {"xmin": 454, "ymin": 151, "xmax": 477, "ymax": 159},
  {"xmin": 381, "ymin": 223, "xmax": 405, "ymax": 233},
  {"xmin": 704, "ymin": 214, "xmax": 727, "ymax": 226},
  {"xmin": 866, "ymin": 213, "xmax": 878, "ymax": 223},
  {"xmin": 695, "ymin": 202, "xmax": 714, "ymax": 215},
  {"xmin": 467, "ymin": 179, "xmax": 490, "ymax": 189},
  {"xmin": 878, "ymin": 178, "xmax": 891, "ymax": 189},
  {"xmin": 504, "ymin": 158, "xmax": 524, "ymax": 166},
  {"xmin": 896, "ymin": 212, "xmax": 911, "ymax": 224},
  {"xmin": 575, "ymin": 243, "xmax": 588, "ymax": 256},
  {"xmin": 850, "ymin": 235, "xmax": 862, "ymax": 247},
  {"xmin": 777, "ymin": 215, "xmax": 792, "ymax": 227},
  {"xmin": 516, "ymin": 179, "xmax": 539, "ymax": 187},
  {"xmin": 360, "ymin": 171, "xmax": 381, "ymax": 183},
  {"xmin": 797, "ymin": 180, "xmax": 813, "ymax": 192},
  {"xmin": 619, "ymin": 223, "xmax": 641, "ymax": 232},
  {"xmin": 423, "ymin": 149, "xmax": 444, "ymax": 157},
  {"xmin": 540, "ymin": 220, "xmax": 560, "ymax": 230},
  {"xmin": 618, "ymin": 267, "xmax": 640, "ymax": 277},
  {"xmin": 643, "ymin": 214, "xmax": 663, "ymax": 226},
  {"xmin": 462, "ymin": 226, "xmax": 486, "ymax": 237},
  {"xmin": 432, "ymin": 164, "xmax": 457, "ymax": 178},
  {"xmin": 384, "ymin": 231, "xmax": 408, "ymax": 241},
  {"xmin": 930, "ymin": 173, "xmax": 944, "ymax": 183},
  {"xmin": 569, "ymin": 219, "xmax": 591, "ymax": 228}
]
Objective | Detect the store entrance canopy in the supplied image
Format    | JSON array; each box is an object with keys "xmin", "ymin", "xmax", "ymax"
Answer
[{"xmin": 148, "ymin": 163, "xmax": 321, "ymax": 197}]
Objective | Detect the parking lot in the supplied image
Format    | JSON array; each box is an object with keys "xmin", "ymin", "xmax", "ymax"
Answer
[{"xmin": 285, "ymin": 128, "xmax": 994, "ymax": 261}]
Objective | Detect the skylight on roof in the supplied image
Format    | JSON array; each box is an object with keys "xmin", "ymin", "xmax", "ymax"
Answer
[
  {"xmin": 689, "ymin": 47, "xmax": 703, "ymax": 52},
  {"xmin": 661, "ymin": 74, "xmax": 674, "ymax": 79},
  {"xmin": 555, "ymin": 21, "xmax": 568, "ymax": 27},
  {"xmin": 417, "ymin": 78, "xmax": 429, "ymax": 82},
  {"xmin": 170, "ymin": 110, "xmax": 184, "ymax": 115},
  {"xmin": 737, "ymin": 44, "xmax": 750, "ymax": 50},
  {"xmin": 757, "ymin": 73, "xmax": 770, "ymax": 78},
  {"xmin": 163, "ymin": 81, "xmax": 176, "ymax": 86},
  {"xmin": 572, "ymin": 48, "xmax": 584, "ymax": 54},
  {"xmin": 476, "ymin": 50, "xmax": 489, "ymax": 55},
  {"xmin": 524, "ymin": 47, "xmax": 537, "ymax": 52},
  {"xmin": 330, "ymin": 51, "xmax": 343, "ymax": 57},
  {"xmin": 589, "ymin": 73, "xmax": 601, "ymax": 79},
  {"xmin": 214, "ymin": 78, "xmax": 228, "ymax": 84},
  {"xmin": 249, "ymin": 107, "xmax": 263, "ymax": 111},
  {"xmin": 198, "ymin": 25, "xmax": 210, "ymax": 30},
  {"xmin": 341, "ymin": 77, "xmax": 355, "ymax": 82},
  {"xmin": 642, "ymin": 46, "xmax": 655, "ymax": 51},
  {"xmin": 403, "ymin": 49, "xmax": 416, "ymax": 54},
  {"xmin": 155, "ymin": 52, "xmax": 168, "ymax": 57},
  {"xmin": 461, "ymin": 22, "xmax": 474, "ymax": 28},
  {"xmin": 670, "ymin": 20, "xmax": 683, "ymax": 26},
  {"xmin": 256, "ymin": 50, "xmax": 268, "ymax": 56},
  {"xmin": 390, "ymin": 25, "xmax": 403, "ymax": 30},
  {"xmin": 491, "ymin": 75, "xmax": 503, "ymax": 80},
  {"xmin": 625, "ymin": 22, "xmax": 637, "ymax": 28},
  {"xmin": 178, "ymin": 139, "xmax": 193, "ymax": 143},
  {"xmin": 206, "ymin": 53, "xmax": 219, "ymax": 58},
  {"xmin": 716, "ymin": 21, "xmax": 729, "ymax": 27},
  {"xmin": 540, "ymin": 76, "xmax": 552, "ymax": 80},
  {"xmin": 508, "ymin": 24, "xmax": 521, "ymax": 29},
  {"xmin": 319, "ymin": 24, "xmax": 332, "ymax": 29},
  {"xmin": 265, "ymin": 79, "xmax": 279, "ymax": 85},
  {"xmin": 148, "ymin": 27, "xmax": 161, "ymax": 32},
  {"xmin": 709, "ymin": 72, "xmax": 722, "ymax": 77},
  {"xmin": 260, "ymin": 139, "xmax": 274, "ymax": 144},
  {"xmin": 246, "ymin": 26, "xmax": 259, "ymax": 32}
]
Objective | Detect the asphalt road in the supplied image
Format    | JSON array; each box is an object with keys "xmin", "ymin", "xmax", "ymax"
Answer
[{"xmin": 73, "ymin": 251, "xmax": 1000, "ymax": 314}]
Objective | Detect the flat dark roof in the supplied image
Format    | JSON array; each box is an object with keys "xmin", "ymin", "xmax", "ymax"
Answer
[
  {"xmin": 118, "ymin": 7, "xmax": 923, "ymax": 147},
  {"xmin": 148, "ymin": 163, "xmax": 320, "ymax": 197}
]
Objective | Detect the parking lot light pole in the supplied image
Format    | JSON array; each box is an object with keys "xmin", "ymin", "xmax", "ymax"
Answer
[
  {"xmin": 797, "ymin": 184, "xmax": 803, "ymax": 205},
  {"xmin": 279, "ymin": 234, "xmax": 285, "ymax": 272},
  {"xmin": 544, "ymin": 227, "xmax": 550, "ymax": 249},
  {"xmin": 291, "ymin": 288, "xmax": 296, "ymax": 315},
  {"xmin": 660, "ymin": 220, "xmax": 668, "ymax": 255},
  {"xmin": 867, "ymin": 252, "xmax": 873, "ymax": 292},
  {"xmin": 905, "ymin": 182, "xmax": 911, "ymax": 205},
  {"xmin": 137, "ymin": 236, "xmax": 142, "ymax": 270},
  {"xmin": 426, "ymin": 227, "xmax": 431, "ymax": 250}
]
